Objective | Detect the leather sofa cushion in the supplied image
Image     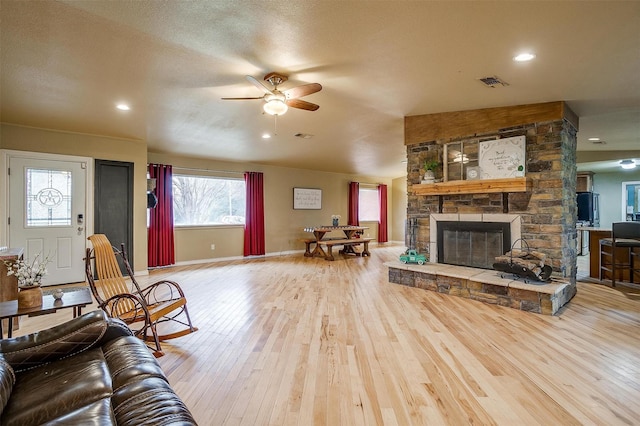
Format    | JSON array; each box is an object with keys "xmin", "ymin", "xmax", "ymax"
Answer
[
  {"xmin": 2, "ymin": 348, "xmax": 112, "ymax": 426},
  {"xmin": 0, "ymin": 355, "xmax": 14, "ymax": 414},
  {"xmin": 42, "ymin": 399, "xmax": 116, "ymax": 425},
  {"xmin": 113, "ymin": 377, "xmax": 196, "ymax": 425}
]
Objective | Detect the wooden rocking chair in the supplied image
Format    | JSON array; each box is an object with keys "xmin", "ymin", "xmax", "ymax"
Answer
[{"xmin": 85, "ymin": 234, "xmax": 197, "ymax": 356}]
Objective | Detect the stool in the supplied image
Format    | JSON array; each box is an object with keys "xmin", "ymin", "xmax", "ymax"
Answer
[{"xmin": 599, "ymin": 222, "xmax": 640, "ymax": 286}]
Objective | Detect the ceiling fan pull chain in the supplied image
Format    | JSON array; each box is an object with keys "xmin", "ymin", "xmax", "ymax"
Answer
[{"xmin": 274, "ymin": 114, "xmax": 278, "ymax": 136}]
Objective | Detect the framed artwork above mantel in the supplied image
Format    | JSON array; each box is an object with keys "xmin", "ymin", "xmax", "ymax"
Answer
[{"xmin": 479, "ymin": 136, "xmax": 526, "ymax": 179}]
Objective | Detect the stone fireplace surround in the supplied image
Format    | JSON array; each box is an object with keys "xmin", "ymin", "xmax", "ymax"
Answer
[{"xmin": 388, "ymin": 102, "xmax": 579, "ymax": 315}]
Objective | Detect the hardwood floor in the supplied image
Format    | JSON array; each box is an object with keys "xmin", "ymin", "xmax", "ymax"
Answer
[{"xmin": 12, "ymin": 244, "xmax": 640, "ymax": 425}]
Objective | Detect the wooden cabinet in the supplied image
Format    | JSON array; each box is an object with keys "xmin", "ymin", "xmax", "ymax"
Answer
[
  {"xmin": 0, "ymin": 248, "xmax": 22, "ymax": 302},
  {"xmin": 1, "ymin": 248, "xmax": 23, "ymax": 333},
  {"xmin": 577, "ymin": 171, "xmax": 594, "ymax": 192}
]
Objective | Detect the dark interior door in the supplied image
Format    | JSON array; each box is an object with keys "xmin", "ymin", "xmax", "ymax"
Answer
[{"xmin": 94, "ymin": 160, "xmax": 134, "ymax": 274}]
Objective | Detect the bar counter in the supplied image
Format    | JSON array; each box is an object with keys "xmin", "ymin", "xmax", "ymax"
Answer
[
  {"xmin": 578, "ymin": 227, "xmax": 632, "ymax": 281},
  {"xmin": 578, "ymin": 227, "xmax": 610, "ymax": 279}
]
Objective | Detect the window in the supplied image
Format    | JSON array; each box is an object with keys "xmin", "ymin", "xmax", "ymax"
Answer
[
  {"xmin": 359, "ymin": 188, "xmax": 379, "ymax": 221},
  {"xmin": 172, "ymin": 175, "xmax": 245, "ymax": 226},
  {"xmin": 445, "ymin": 140, "xmax": 479, "ymax": 181},
  {"xmin": 26, "ymin": 168, "xmax": 72, "ymax": 226}
]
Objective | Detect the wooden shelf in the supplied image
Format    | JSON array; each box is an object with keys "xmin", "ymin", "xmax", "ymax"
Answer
[{"xmin": 413, "ymin": 177, "xmax": 531, "ymax": 196}]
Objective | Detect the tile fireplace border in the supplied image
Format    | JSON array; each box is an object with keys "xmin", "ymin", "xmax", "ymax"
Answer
[{"xmin": 429, "ymin": 213, "xmax": 521, "ymax": 264}]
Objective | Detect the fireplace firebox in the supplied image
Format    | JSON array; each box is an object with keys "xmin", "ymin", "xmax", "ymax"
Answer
[{"xmin": 437, "ymin": 221, "xmax": 511, "ymax": 269}]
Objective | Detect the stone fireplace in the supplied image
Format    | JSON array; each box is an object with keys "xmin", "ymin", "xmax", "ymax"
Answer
[
  {"xmin": 388, "ymin": 102, "xmax": 579, "ymax": 314},
  {"xmin": 430, "ymin": 213, "xmax": 520, "ymax": 269}
]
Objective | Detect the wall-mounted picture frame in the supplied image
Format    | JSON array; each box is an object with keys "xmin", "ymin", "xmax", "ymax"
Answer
[{"xmin": 293, "ymin": 187, "xmax": 322, "ymax": 210}]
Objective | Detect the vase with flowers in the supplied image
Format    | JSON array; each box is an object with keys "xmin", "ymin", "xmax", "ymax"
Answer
[
  {"xmin": 4, "ymin": 253, "xmax": 52, "ymax": 308},
  {"xmin": 331, "ymin": 215, "xmax": 341, "ymax": 227}
]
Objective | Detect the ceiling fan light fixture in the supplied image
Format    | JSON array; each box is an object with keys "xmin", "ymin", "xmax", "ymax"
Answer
[
  {"xmin": 452, "ymin": 153, "xmax": 469, "ymax": 163},
  {"xmin": 620, "ymin": 159, "xmax": 636, "ymax": 170},
  {"xmin": 513, "ymin": 52, "xmax": 536, "ymax": 62},
  {"xmin": 263, "ymin": 99, "xmax": 288, "ymax": 115}
]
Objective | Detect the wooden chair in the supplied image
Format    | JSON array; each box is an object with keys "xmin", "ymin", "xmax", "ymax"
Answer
[
  {"xmin": 85, "ymin": 234, "xmax": 197, "ymax": 356},
  {"xmin": 599, "ymin": 222, "xmax": 640, "ymax": 287}
]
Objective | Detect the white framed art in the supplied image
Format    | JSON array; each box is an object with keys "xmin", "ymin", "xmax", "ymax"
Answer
[
  {"xmin": 293, "ymin": 187, "xmax": 322, "ymax": 210},
  {"xmin": 479, "ymin": 136, "xmax": 526, "ymax": 179}
]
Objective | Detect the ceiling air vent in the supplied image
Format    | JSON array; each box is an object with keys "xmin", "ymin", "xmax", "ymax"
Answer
[
  {"xmin": 478, "ymin": 76, "xmax": 509, "ymax": 88},
  {"xmin": 591, "ymin": 140, "xmax": 607, "ymax": 145},
  {"xmin": 294, "ymin": 133, "xmax": 314, "ymax": 139}
]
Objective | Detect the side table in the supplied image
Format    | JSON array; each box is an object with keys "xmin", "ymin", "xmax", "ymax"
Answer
[{"xmin": 0, "ymin": 286, "xmax": 93, "ymax": 338}]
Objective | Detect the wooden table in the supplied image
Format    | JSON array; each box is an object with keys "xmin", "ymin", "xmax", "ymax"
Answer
[
  {"xmin": 0, "ymin": 287, "xmax": 93, "ymax": 338},
  {"xmin": 303, "ymin": 225, "xmax": 369, "ymax": 259}
]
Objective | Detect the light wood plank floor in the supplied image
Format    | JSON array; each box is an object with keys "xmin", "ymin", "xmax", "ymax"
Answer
[{"xmin": 13, "ymin": 243, "xmax": 640, "ymax": 425}]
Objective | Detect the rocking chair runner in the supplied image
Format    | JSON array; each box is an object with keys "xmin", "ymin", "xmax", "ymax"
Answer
[{"xmin": 85, "ymin": 234, "xmax": 197, "ymax": 356}]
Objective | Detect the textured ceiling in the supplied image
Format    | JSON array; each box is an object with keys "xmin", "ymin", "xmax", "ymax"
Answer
[{"xmin": 1, "ymin": 1, "xmax": 639, "ymax": 177}]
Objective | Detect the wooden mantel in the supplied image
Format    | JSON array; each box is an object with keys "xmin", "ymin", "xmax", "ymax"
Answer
[{"xmin": 412, "ymin": 177, "xmax": 531, "ymax": 196}]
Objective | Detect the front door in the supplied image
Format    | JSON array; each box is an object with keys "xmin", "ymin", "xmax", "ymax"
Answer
[{"xmin": 8, "ymin": 154, "xmax": 89, "ymax": 285}]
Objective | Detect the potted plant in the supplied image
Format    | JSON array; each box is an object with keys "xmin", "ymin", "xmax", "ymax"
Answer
[
  {"xmin": 423, "ymin": 159, "xmax": 440, "ymax": 183},
  {"xmin": 4, "ymin": 253, "xmax": 52, "ymax": 308}
]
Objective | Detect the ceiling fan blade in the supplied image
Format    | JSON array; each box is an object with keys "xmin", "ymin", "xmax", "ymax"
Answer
[
  {"xmin": 221, "ymin": 97, "xmax": 264, "ymax": 100},
  {"xmin": 246, "ymin": 75, "xmax": 273, "ymax": 95},
  {"xmin": 283, "ymin": 83, "xmax": 322, "ymax": 99},
  {"xmin": 286, "ymin": 98, "xmax": 320, "ymax": 111}
]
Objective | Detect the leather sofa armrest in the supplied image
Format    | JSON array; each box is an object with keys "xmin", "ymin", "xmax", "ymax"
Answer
[
  {"xmin": 0, "ymin": 310, "xmax": 132, "ymax": 372},
  {"xmin": 100, "ymin": 316, "xmax": 135, "ymax": 345}
]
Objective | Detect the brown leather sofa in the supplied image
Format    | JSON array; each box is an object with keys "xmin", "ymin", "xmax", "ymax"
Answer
[{"xmin": 0, "ymin": 310, "xmax": 197, "ymax": 425}]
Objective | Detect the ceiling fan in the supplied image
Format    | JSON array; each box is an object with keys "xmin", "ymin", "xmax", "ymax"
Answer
[{"xmin": 222, "ymin": 72, "xmax": 322, "ymax": 116}]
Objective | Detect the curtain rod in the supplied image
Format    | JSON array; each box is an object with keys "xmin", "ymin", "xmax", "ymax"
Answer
[{"xmin": 160, "ymin": 165, "xmax": 245, "ymax": 175}]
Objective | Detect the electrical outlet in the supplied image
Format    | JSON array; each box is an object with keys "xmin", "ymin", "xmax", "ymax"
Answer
[{"xmin": 210, "ymin": 244, "xmax": 215, "ymax": 250}]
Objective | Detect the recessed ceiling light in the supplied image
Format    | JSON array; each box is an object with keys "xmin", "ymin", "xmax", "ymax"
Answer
[
  {"xmin": 262, "ymin": 133, "xmax": 271, "ymax": 139},
  {"xmin": 513, "ymin": 52, "xmax": 536, "ymax": 62},
  {"xmin": 116, "ymin": 103, "xmax": 130, "ymax": 111},
  {"xmin": 620, "ymin": 159, "xmax": 636, "ymax": 170},
  {"xmin": 588, "ymin": 137, "xmax": 600, "ymax": 141}
]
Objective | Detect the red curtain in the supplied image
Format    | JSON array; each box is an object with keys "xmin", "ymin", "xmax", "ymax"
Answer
[
  {"xmin": 378, "ymin": 184, "xmax": 388, "ymax": 242},
  {"xmin": 244, "ymin": 172, "xmax": 265, "ymax": 256},
  {"xmin": 348, "ymin": 181, "xmax": 360, "ymax": 226},
  {"xmin": 148, "ymin": 163, "xmax": 175, "ymax": 267}
]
